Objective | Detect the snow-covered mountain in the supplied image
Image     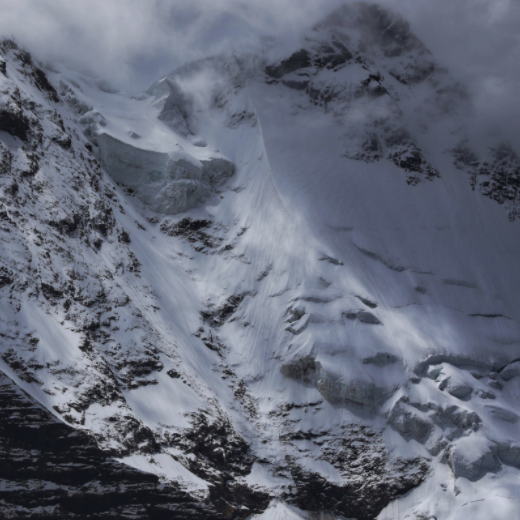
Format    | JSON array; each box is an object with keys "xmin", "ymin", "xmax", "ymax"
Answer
[{"xmin": 1, "ymin": 3, "xmax": 519, "ymax": 519}]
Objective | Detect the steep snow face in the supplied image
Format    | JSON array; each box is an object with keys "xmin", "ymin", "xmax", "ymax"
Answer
[{"xmin": 0, "ymin": 3, "xmax": 520, "ymax": 519}]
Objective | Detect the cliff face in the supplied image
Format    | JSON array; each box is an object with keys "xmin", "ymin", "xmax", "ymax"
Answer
[
  {"xmin": 0, "ymin": 4, "xmax": 520, "ymax": 519},
  {"xmin": 0, "ymin": 371, "xmax": 221, "ymax": 519}
]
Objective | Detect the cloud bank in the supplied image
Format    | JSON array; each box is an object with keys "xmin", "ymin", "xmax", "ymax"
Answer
[{"xmin": 1, "ymin": 0, "xmax": 519, "ymax": 142}]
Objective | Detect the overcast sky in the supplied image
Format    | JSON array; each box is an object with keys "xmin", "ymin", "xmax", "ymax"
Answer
[{"xmin": 1, "ymin": 0, "xmax": 519, "ymax": 140}]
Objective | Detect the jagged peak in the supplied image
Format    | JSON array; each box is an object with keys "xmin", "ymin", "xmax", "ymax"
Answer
[{"xmin": 315, "ymin": 2, "xmax": 429, "ymax": 58}]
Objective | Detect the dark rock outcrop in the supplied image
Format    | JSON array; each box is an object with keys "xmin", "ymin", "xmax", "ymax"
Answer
[
  {"xmin": 281, "ymin": 425, "xmax": 429, "ymax": 520},
  {"xmin": 0, "ymin": 371, "xmax": 221, "ymax": 519}
]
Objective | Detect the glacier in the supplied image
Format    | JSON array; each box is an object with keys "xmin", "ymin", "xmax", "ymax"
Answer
[{"xmin": 0, "ymin": 3, "xmax": 519, "ymax": 519}]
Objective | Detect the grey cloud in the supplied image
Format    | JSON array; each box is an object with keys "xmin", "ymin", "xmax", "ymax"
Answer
[
  {"xmin": 1, "ymin": 0, "xmax": 519, "ymax": 144},
  {"xmin": 390, "ymin": 0, "xmax": 520, "ymax": 143}
]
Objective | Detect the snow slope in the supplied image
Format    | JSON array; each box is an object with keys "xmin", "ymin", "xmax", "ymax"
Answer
[{"xmin": 0, "ymin": 3, "xmax": 519, "ymax": 519}]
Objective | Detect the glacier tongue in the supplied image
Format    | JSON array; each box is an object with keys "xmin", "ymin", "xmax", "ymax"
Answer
[{"xmin": 0, "ymin": 3, "xmax": 520, "ymax": 519}]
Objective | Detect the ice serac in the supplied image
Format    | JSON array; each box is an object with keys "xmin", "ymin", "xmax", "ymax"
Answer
[
  {"xmin": 281, "ymin": 355, "xmax": 401, "ymax": 407},
  {"xmin": 0, "ymin": 3, "xmax": 520, "ymax": 520},
  {"xmin": 97, "ymin": 133, "xmax": 235, "ymax": 214}
]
